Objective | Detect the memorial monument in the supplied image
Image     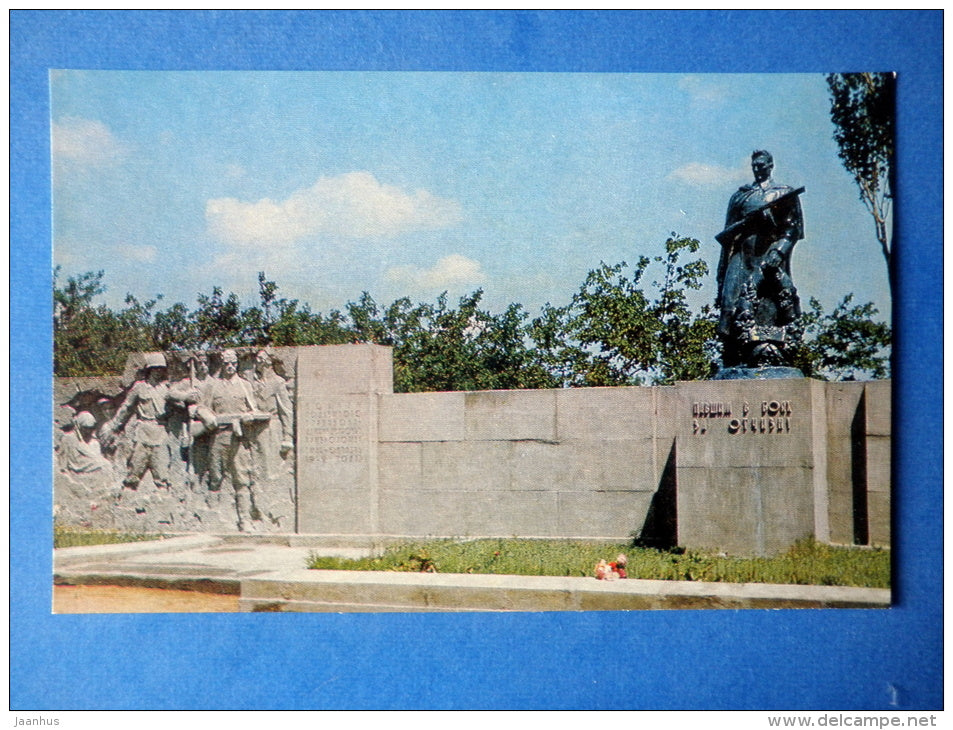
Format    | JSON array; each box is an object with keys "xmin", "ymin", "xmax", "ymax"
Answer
[
  {"xmin": 54, "ymin": 342, "xmax": 890, "ymax": 556},
  {"xmin": 55, "ymin": 348, "xmax": 297, "ymax": 534},
  {"xmin": 715, "ymin": 150, "xmax": 805, "ymax": 377},
  {"xmin": 51, "ymin": 153, "xmax": 889, "ymax": 556}
]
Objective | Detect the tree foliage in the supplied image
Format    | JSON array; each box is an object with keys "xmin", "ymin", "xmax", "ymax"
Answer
[
  {"xmin": 53, "ymin": 234, "xmax": 891, "ymax": 386},
  {"xmin": 792, "ymin": 295, "xmax": 891, "ymax": 381},
  {"xmin": 53, "ymin": 268, "xmax": 155, "ymax": 375},
  {"xmin": 345, "ymin": 290, "xmax": 554, "ymax": 392},
  {"xmin": 528, "ymin": 235, "xmax": 717, "ymax": 386},
  {"xmin": 827, "ymin": 72, "xmax": 895, "ymax": 283}
]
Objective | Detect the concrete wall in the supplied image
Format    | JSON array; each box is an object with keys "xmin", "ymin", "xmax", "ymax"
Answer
[
  {"xmin": 376, "ymin": 388, "xmax": 666, "ymax": 539},
  {"xmin": 863, "ymin": 379, "xmax": 892, "ymax": 546},
  {"xmin": 55, "ymin": 345, "xmax": 891, "ymax": 555},
  {"xmin": 293, "ymin": 346, "xmax": 890, "ymax": 554},
  {"xmin": 671, "ymin": 378, "xmax": 827, "ymax": 556}
]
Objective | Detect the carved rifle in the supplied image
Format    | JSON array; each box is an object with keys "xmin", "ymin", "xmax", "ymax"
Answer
[
  {"xmin": 715, "ymin": 186, "xmax": 805, "ymax": 245},
  {"xmin": 183, "ymin": 355, "xmax": 195, "ymax": 470},
  {"xmin": 215, "ymin": 411, "xmax": 269, "ymax": 438}
]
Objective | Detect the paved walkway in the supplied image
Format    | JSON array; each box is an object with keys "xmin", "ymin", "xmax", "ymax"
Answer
[
  {"xmin": 53, "ymin": 584, "xmax": 240, "ymax": 613},
  {"xmin": 54, "ymin": 535, "xmax": 364, "ymax": 595},
  {"xmin": 54, "ymin": 535, "xmax": 891, "ymax": 612}
]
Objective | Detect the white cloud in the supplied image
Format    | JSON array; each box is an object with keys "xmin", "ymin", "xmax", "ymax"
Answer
[
  {"xmin": 205, "ymin": 171, "xmax": 462, "ymax": 247},
  {"xmin": 668, "ymin": 161, "xmax": 748, "ymax": 188},
  {"xmin": 52, "ymin": 116, "xmax": 128, "ymax": 166},
  {"xmin": 385, "ymin": 254, "xmax": 485, "ymax": 290}
]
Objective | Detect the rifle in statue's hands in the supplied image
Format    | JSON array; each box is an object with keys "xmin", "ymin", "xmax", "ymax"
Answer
[
  {"xmin": 215, "ymin": 411, "xmax": 269, "ymax": 438},
  {"xmin": 715, "ymin": 187, "xmax": 805, "ymax": 245}
]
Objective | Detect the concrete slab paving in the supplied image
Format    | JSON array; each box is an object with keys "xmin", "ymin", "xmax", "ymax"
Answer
[
  {"xmin": 53, "ymin": 536, "xmax": 891, "ymax": 612},
  {"xmin": 54, "ymin": 535, "xmax": 369, "ymax": 594}
]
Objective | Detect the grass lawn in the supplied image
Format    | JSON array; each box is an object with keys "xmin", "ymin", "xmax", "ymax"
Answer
[
  {"xmin": 53, "ymin": 526, "xmax": 889, "ymax": 589},
  {"xmin": 307, "ymin": 537, "xmax": 890, "ymax": 589},
  {"xmin": 53, "ymin": 524, "xmax": 167, "ymax": 549}
]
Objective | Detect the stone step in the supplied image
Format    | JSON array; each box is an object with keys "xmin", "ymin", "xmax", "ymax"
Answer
[{"xmin": 239, "ymin": 569, "xmax": 890, "ymax": 612}]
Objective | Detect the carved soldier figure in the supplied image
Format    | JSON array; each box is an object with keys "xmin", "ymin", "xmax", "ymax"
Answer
[
  {"xmin": 192, "ymin": 351, "xmax": 217, "ymax": 400},
  {"xmin": 185, "ymin": 351, "xmax": 218, "ymax": 486},
  {"xmin": 251, "ymin": 349, "xmax": 294, "ymax": 481},
  {"xmin": 166, "ymin": 352, "xmax": 202, "ymax": 480},
  {"xmin": 101, "ymin": 353, "xmax": 176, "ymax": 490},
  {"xmin": 59, "ymin": 410, "xmax": 110, "ymax": 477},
  {"xmin": 716, "ymin": 150, "xmax": 804, "ymax": 369},
  {"xmin": 207, "ymin": 349, "xmax": 265, "ymax": 531}
]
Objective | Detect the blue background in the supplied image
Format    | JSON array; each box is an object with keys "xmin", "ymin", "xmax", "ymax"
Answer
[{"xmin": 11, "ymin": 10, "xmax": 943, "ymax": 710}]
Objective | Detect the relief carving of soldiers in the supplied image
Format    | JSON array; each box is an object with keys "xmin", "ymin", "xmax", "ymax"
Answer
[
  {"xmin": 100, "ymin": 353, "xmax": 177, "ymax": 490},
  {"xmin": 166, "ymin": 352, "xmax": 202, "ymax": 483},
  {"xmin": 206, "ymin": 349, "xmax": 268, "ymax": 531},
  {"xmin": 251, "ymin": 349, "xmax": 294, "ymax": 482},
  {"xmin": 57, "ymin": 347, "xmax": 297, "ymax": 533},
  {"xmin": 184, "ymin": 351, "xmax": 218, "ymax": 487},
  {"xmin": 58, "ymin": 410, "xmax": 110, "ymax": 478}
]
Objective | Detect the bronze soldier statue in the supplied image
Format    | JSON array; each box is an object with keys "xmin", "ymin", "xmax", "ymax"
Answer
[{"xmin": 715, "ymin": 150, "xmax": 805, "ymax": 372}]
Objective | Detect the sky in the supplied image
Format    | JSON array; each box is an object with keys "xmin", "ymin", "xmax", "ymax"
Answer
[{"xmin": 50, "ymin": 71, "xmax": 892, "ymax": 324}]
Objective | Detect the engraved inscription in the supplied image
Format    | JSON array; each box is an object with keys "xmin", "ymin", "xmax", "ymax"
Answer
[
  {"xmin": 692, "ymin": 398, "xmax": 794, "ymax": 435},
  {"xmin": 727, "ymin": 416, "xmax": 792, "ymax": 434},
  {"xmin": 301, "ymin": 404, "xmax": 367, "ymax": 464},
  {"xmin": 761, "ymin": 400, "xmax": 792, "ymax": 416},
  {"xmin": 692, "ymin": 401, "xmax": 732, "ymax": 418}
]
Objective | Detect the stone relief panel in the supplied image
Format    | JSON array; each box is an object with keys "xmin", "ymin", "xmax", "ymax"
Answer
[{"xmin": 54, "ymin": 348, "xmax": 298, "ymax": 533}]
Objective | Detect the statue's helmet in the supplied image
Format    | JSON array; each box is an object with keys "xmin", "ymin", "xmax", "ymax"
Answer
[
  {"xmin": 221, "ymin": 349, "xmax": 238, "ymax": 364},
  {"xmin": 74, "ymin": 411, "xmax": 96, "ymax": 429},
  {"xmin": 142, "ymin": 352, "xmax": 167, "ymax": 370}
]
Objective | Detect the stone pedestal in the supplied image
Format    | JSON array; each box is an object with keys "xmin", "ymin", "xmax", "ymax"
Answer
[
  {"xmin": 294, "ymin": 345, "xmax": 393, "ymax": 534},
  {"xmin": 672, "ymin": 379, "xmax": 829, "ymax": 557},
  {"xmin": 712, "ymin": 366, "xmax": 804, "ymax": 380}
]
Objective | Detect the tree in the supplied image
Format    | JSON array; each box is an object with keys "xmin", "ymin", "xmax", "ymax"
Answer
[
  {"xmin": 152, "ymin": 302, "xmax": 195, "ymax": 351},
  {"xmin": 826, "ymin": 72, "xmax": 895, "ymax": 287},
  {"xmin": 346, "ymin": 289, "xmax": 553, "ymax": 393},
  {"xmin": 525, "ymin": 301, "xmax": 593, "ymax": 388},
  {"xmin": 529, "ymin": 235, "xmax": 717, "ymax": 386},
  {"xmin": 53, "ymin": 267, "xmax": 105, "ymax": 324},
  {"xmin": 191, "ymin": 287, "xmax": 248, "ymax": 347},
  {"xmin": 267, "ymin": 299, "xmax": 352, "ymax": 346},
  {"xmin": 649, "ymin": 236, "xmax": 719, "ymax": 383},
  {"xmin": 224, "ymin": 274, "xmax": 353, "ymax": 347},
  {"xmin": 53, "ymin": 269, "xmax": 157, "ymax": 375},
  {"xmin": 346, "ymin": 292, "xmax": 391, "ymax": 345},
  {"xmin": 793, "ymin": 295, "xmax": 891, "ymax": 381},
  {"xmin": 52, "ymin": 264, "xmax": 889, "ymax": 384}
]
